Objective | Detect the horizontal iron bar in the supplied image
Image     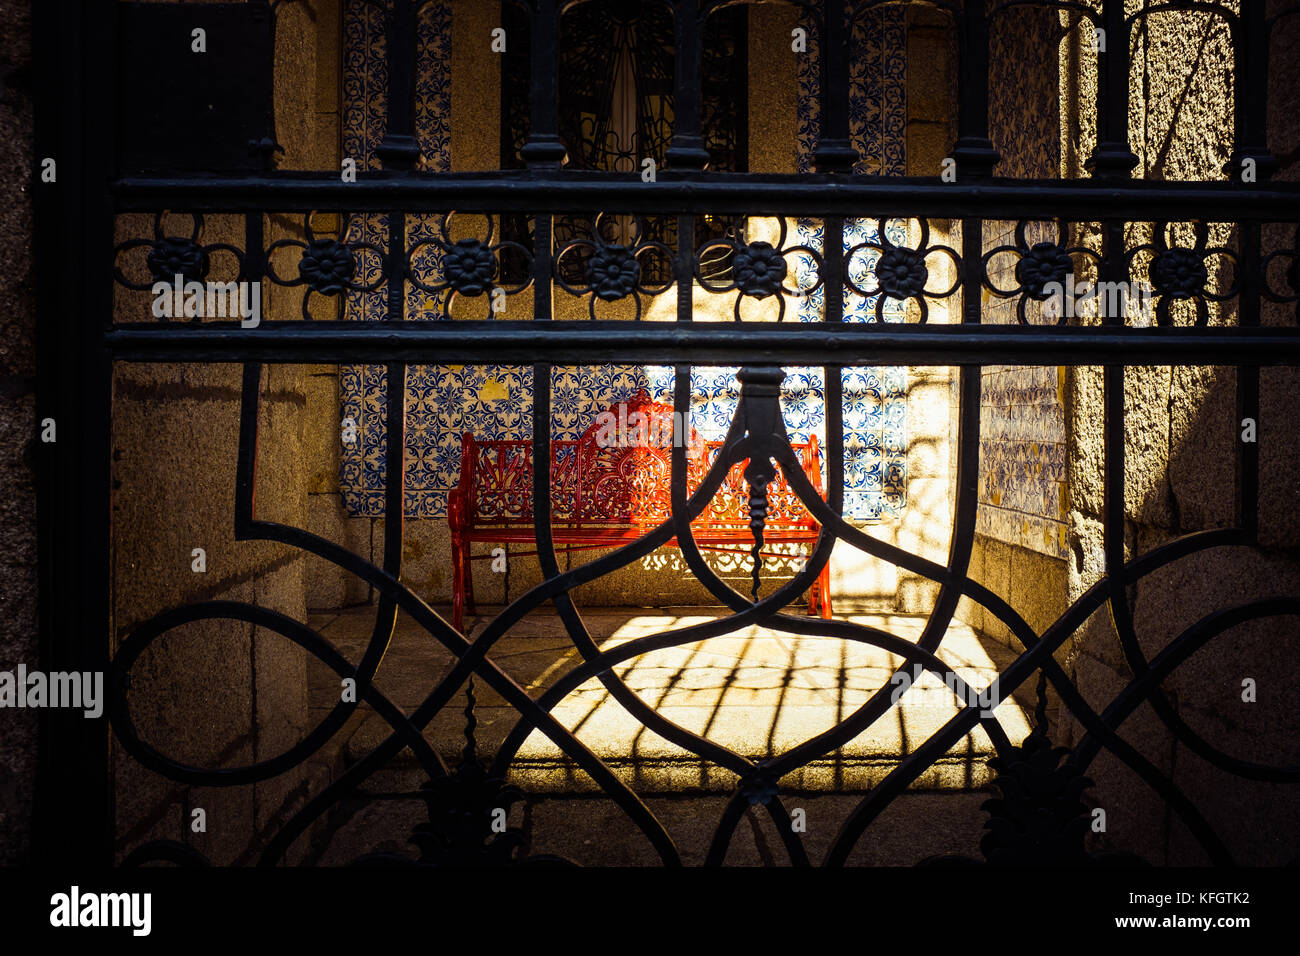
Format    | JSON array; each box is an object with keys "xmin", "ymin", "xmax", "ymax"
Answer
[
  {"xmin": 112, "ymin": 171, "xmax": 1300, "ymax": 220},
  {"xmin": 105, "ymin": 321, "xmax": 1300, "ymax": 366}
]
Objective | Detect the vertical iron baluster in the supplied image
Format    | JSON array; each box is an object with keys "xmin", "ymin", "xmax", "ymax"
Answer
[
  {"xmin": 378, "ymin": 359, "xmax": 408, "ymax": 602},
  {"xmin": 676, "ymin": 211, "xmax": 694, "ymax": 323},
  {"xmin": 386, "ymin": 210, "xmax": 406, "ymax": 322},
  {"xmin": 813, "ymin": 0, "xmax": 857, "ymax": 173},
  {"xmin": 1088, "ymin": 0, "xmax": 1138, "ymax": 177},
  {"xmin": 667, "ymin": 0, "xmax": 709, "ymax": 170},
  {"xmin": 1229, "ymin": 2, "xmax": 1276, "ymax": 182},
  {"xmin": 35, "ymin": 0, "xmax": 115, "ymax": 866},
  {"xmin": 377, "ymin": 0, "xmax": 421, "ymax": 169},
  {"xmin": 84, "ymin": 0, "xmax": 119, "ymax": 864},
  {"xmin": 961, "ymin": 217, "xmax": 981, "ymax": 325},
  {"xmin": 85, "ymin": 0, "xmax": 118, "ymax": 867},
  {"xmin": 531, "ymin": 358, "xmax": 555, "ymax": 602},
  {"xmin": 1101, "ymin": 216, "xmax": 1137, "ymax": 661},
  {"xmin": 533, "ymin": 214, "xmax": 554, "ymax": 322},
  {"xmin": 816, "ymin": 0, "xmax": 851, "ymax": 324},
  {"xmin": 526, "ymin": 0, "xmax": 562, "ymax": 322},
  {"xmin": 521, "ymin": 0, "xmax": 567, "ymax": 167},
  {"xmin": 670, "ymin": 0, "xmax": 705, "ymax": 321},
  {"xmin": 824, "ymin": 361, "xmax": 844, "ymax": 517},
  {"xmin": 235, "ymin": 364, "xmax": 262, "ymax": 538},
  {"xmin": 243, "ymin": 212, "xmax": 266, "ymax": 309},
  {"xmin": 823, "ymin": 215, "xmax": 846, "ymax": 325},
  {"xmin": 953, "ymin": 0, "xmax": 999, "ymax": 177},
  {"xmin": 1233, "ymin": 3, "xmax": 1268, "ymax": 539},
  {"xmin": 1237, "ymin": 220, "xmax": 1261, "ymax": 539}
]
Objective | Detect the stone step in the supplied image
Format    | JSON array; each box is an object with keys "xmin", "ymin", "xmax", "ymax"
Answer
[
  {"xmin": 308, "ymin": 774, "xmax": 996, "ymax": 866},
  {"xmin": 309, "ymin": 606, "xmax": 1034, "ymax": 796}
]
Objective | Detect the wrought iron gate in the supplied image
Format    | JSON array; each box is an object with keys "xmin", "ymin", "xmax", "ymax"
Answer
[{"xmin": 34, "ymin": 0, "xmax": 1300, "ymax": 867}]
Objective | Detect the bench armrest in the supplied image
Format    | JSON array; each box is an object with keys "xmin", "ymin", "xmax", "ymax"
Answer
[{"xmin": 804, "ymin": 433, "xmax": 825, "ymax": 498}]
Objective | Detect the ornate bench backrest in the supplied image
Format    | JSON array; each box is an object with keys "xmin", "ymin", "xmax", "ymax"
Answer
[
  {"xmin": 572, "ymin": 390, "xmax": 708, "ymax": 526},
  {"xmin": 457, "ymin": 438, "xmax": 579, "ymax": 525},
  {"xmin": 459, "ymin": 391, "xmax": 823, "ymax": 530}
]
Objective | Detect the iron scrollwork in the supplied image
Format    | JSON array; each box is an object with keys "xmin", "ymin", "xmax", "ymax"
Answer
[
  {"xmin": 94, "ymin": 0, "xmax": 1300, "ymax": 871},
  {"xmin": 845, "ymin": 218, "xmax": 961, "ymax": 323},
  {"xmin": 696, "ymin": 217, "xmax": 824, "ymax": 322},
  {"xmin": 983, "ymin": 219, "xmax": 1100, "ymax": 325},
  {"xmin": 265, "ymin": 212, "xmax": 386, "ymax": 320},
  {"xmin": 407, "ymin": 213, "xmax": 534, "ymax": 318},
  {"xmin": 554, "ymin": 213, "xmax": 673, "ymax": 319}
]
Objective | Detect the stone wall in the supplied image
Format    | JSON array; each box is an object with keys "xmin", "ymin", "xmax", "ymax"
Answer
[
  {"xmin": 1058, "ymin": 1, "xmax": 1300, "ymax": 865},
  {"xmin": 108, "ymin": 0, "xmax": 336, "ymax": 864},
  {"xmin": 1, "ymin": 0, "xmax": 324, "ymax": 869},
  {"xmin": 0, "ymin": 0, "xmax": 38, "ymax": 866},
  {"xmin": 960, "ymin": 4, "xmax": 1069, "ymax": 652}
]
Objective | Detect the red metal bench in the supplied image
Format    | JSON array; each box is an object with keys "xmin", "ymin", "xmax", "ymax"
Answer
[{"xmin": 447, "ymin": 390, "xmax": 832, "ymax": 629}]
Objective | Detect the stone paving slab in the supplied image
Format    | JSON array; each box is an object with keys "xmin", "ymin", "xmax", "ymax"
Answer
[{"xmin": 306, "ymin": 605, "xmax": 1033, "ymax": 793}]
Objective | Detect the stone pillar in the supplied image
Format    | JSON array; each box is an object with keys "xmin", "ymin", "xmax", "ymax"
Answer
[
  {"xmin": 1060, "ymin": 5, "xmax": 1300, "ymax": 865},
  {"xmin": 109, "ymin": 0, "xmax": 345, "ymax": 864}
]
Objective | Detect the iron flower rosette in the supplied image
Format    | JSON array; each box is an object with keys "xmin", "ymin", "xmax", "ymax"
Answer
[
  {"xmin": 1149, "ymin": 247, "xmax": 1208, "ymax": 299},
  {"xmin": 297, "ymin": 238, "xmax": 356, "ymax": 295},
  {"xmin": 444, "ymin": 238, "xmax": 498, "ymax": 297},
  {"xmin": 145, "ymin": 235, "xmax": 207, "ymax": 285},
  {"xmin": 586, "ymin": 245, "xmax": 641, "ymax": 301},
  {"xmin": 733, "ymin": 241, "xmax": 788, "ymax": 298},
  {"xmin": 874, "ymin": 245, "xmax": 929, "ymax": 300},
  {"xmin": 1015, "ymin": 242, "xmax": 1073, "ymax": 300}
]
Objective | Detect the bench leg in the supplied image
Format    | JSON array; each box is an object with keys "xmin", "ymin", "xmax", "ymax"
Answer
[
  {"xmin": 808, "ymin": 560, "xmax": 833, "ymax": 618},
  {"xmin": 451, "ymin": 537, "xmax": 478, "ymax": 631},
  {"xmin": 451, "ymin": 538, "xmax": 466, "ymax": 631},
  {"xmin": 818, "ymin": 560, "xmax": 832, "ymax": 618},
  {"xmin": 463, "ymin": 543, "xmax": 478, "ymax": 617},
  {"xmin": 806, "ymin": 575, "xmax": 819, "ymax": 616}
]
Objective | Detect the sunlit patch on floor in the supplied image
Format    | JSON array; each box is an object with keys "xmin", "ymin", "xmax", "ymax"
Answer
[
  {"xmin": 509, "ymin": 611, "xmax": 1032, "ymax": 792},
  {"xmin": 308, "ymin": 607, "xmax": 1032, "ymax": 796}
]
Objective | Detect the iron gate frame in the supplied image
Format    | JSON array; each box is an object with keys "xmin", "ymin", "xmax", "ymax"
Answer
[{"xmin": 31, "ymin": 0, "xmax": 1300, "ymax": 867}]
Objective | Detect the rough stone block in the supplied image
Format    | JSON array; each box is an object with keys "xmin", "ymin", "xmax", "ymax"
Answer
[
  {"xmin": 1009, "ymin": 545, "xmax": 1067, "ymax": 639},
  {"xmin": 305, "ymin": 494, "xmax": 372, "ymax": 610}
]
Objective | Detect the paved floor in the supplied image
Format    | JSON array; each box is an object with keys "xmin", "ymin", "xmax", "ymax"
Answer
[{"xmin": 305, "ymin": 604, "xmax": 1033, "ymax": 794}]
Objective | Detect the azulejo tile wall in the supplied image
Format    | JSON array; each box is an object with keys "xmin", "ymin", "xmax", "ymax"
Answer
[
  {"xmin": 977, "ymin": 5, "xmax": 1067, "ymax": 558},
  {"xmin": 977, "ymin": 355, "xmax": 1069, "ymax": 557},
  {"xmin": 980, "ymin": 218, "xmax": 1068, "ymax": 559},
  {"xmin": 339, "ymin": 1, "xmax": 909, "ymax": 522}
]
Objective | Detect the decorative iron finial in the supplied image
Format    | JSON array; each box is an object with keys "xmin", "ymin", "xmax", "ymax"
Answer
[
  {"xmin": 351, "ymin": 673, "xmax": 575, "ymax": 867},
  {"xmin": 735, "ymin": 367, "xmax": 787, "ymax": 604},
  {"xmin": 461, "ymin": 675, "xmax": 478, "ymax": 774},
  {"xmin": 744, "ymin": 456, "xmax": 775, "ymax": 602},
  {"xmin": 919, "ymin": 668, "xmax": 1141, "ymax": 866},
  {"xmin": 1032, "ymin": 668, "xmax": 1050, "ymax": 738},
  {"xmin": 737, "ymin": 763, "xmax": 780, "ymax": 807}
]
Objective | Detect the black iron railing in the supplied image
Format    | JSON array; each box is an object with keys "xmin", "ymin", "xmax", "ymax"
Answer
[{"xmin": 34, "ymin": 0, "xmax": 1300, "ymax": 866}]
